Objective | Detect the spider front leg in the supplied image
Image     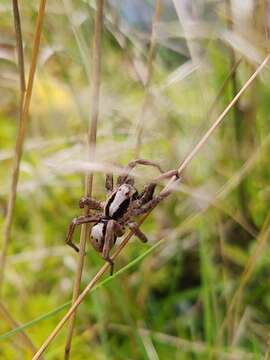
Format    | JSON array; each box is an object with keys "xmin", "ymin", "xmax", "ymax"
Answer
[
  {"xmin": 137, "ymin": 183, "xmax": 157, "ymax": 205},
  {"xmin": 105, "ymin": 173, "xmax": 114, "ymax": 194},
  {"xmin": 136, "ymin": 170, "xmax": 180, "ymax": 207},
  {"xmin": 127, "ymin": 159, "xmax": 164, "ymax": 174},
  {"xmin": 132, "ymin": 176, "xmax": 181, "ymax": 216},
  {"xmin": 117, "ymin": 159, "xmax": 164, "ymax": 185},
  {"xmin": 128, "ymin": 221, "xmax": 148, "ymax": 243},
  {"xmin": 66, "ymin": 215, "xmax": 100, "ymax": 252},
  {"xmin": 132, "ymin": 192, "xmax": 170, "ymax": 217},
  {"xmin": 79, "ymin": 197, "xmax": 104, "ymax": 210}
]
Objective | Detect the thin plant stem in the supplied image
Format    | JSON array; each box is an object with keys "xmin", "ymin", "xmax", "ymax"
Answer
[
  {"xmin": 64, "ymin": 1, "xmax": 104, "ymax": 359},
  {"xmin": 0, "ymin": 3, "xmax": 43, "ymax": 354},
  {"xmin": 0, "ymin": 0, "xmax": 47, "ymax": 291},
  {"xmin": 175, "ymin": 53, "xmax": 270, "ymax": 177},
  {"xmin": 12, "ymin": 0, "xmax": 25, "ymax": 98},
  {"xmin": 217, "ymin": 222, "xmax": 233, "ymax": 343},
  {"xmin": 0, "ymin": 1, "xmax": 41, "ymax": 352},
  {"xmin": 206, "ymin": 57, "xmax": 242, "ymax": 120},
  {"xmin": 228, "ymin": 0, "xmax": 257, "ymax": 236},
  {"xmin": 32, "ymin": 52, "xmax": 270, "ymax": 360},
  {"xmin": 0, "ymin": 0, "xmax": 26, "ymax": 290},
  {"xmin": 187, "ymin": 56, "xmax": 242, "ymax": 157},
  {"xmin": 265, "ymin": 351, "xmax": 270, "ymax": 360},
  {"xmin": 134, "ymin": 0, "xmax": 161, "ymax": 157}
]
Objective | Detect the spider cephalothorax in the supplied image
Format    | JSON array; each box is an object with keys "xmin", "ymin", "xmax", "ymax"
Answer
[{"xmin": 66, "ymin": 159, "xmax": 180, "ymax": 274}]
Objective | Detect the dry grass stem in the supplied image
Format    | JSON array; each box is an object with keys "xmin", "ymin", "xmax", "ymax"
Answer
[
  {"xmin": 0, "ymin": 0, "xmax": 47, "ymax": 290},
  {"xmin": 166, "ymin": 131, "xmax": 270, "ymax": 265},
  {"xmin": 176, "ymin": 53, "xmax": 270, "ymax": 176},
  {"xmin": 12, "ymin": 0, "xmax": 25, "ymax": 98},
  {"xmin": 134, "ymin": 0, "xmax": 161, "ymax": 157},
  {"xmin": 265, "ymin": 345, "xmax": 270, "ymax": 360},
  {"xmin": 64, "ymin": 1, "xmax": 104, "ymax": 359},
  {"xmin": 206, "ymin": 57, "xmax": 242, "ymax": 120},
  {"xmin": 32, "ymin": 52, "xmax": 269, "ymax": 360}
]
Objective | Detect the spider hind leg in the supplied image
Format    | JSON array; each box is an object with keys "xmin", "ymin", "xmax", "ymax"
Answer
[{"xmin": 65, "ymin": 215, "xmax": 100, "ymax": 253}]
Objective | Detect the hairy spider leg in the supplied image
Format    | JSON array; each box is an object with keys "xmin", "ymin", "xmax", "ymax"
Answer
[
  {"xmin": 66, "ymin": 215, "xmax": 101, "ymax": 252},
  {"xmin": 102, "ymin": 220, "xmax": 124, "ymax": 275},
  {"xmin": 132, "ymin": 176, "xmax": 181, "ymax": 216},
  {"xmin": 132, "ymin": 192, "xmax": 170, "ymax": 217},
  {"xmin": 135, "ymin": 169, "xmax": 180, "ymax": 207},
  {"xmin": 105, "ymin": 173, "xmax": 114, "ymax": 193},
  {"xmin": 117, "ymin": 158, "xmax": 164, "ymax": 186},
  {"xmin": 127, "ymin": 221, "xmax": 148, "ymax": 243},
  {"xmin": 137, "ymin": 183, "xmax": 157, "ymax": 204},
  {"xmin": 79, "ymin": 197, "xmax": 104, "ymax": 210},
  {"xmin": 152, "ymin": 169, "xmax": 180, "ymax": 184},
  {"xmin": 128, "ymin": 159, "xmax": 164, "ymax": 174}
]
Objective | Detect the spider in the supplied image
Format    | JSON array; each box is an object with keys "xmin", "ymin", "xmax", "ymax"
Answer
[{"xmin": 66, "ymin": 159, "xmax": 180, "ymax": 275}]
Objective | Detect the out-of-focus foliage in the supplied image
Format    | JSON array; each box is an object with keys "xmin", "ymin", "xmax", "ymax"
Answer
[{"xmin": 0, "ymin": 0, "xmax": 270, "ymax": 359}]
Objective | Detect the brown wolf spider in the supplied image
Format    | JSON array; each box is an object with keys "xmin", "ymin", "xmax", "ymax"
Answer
[{"xmin": 66, "ymin": 159, "xmax": 180, "ymax": 275}]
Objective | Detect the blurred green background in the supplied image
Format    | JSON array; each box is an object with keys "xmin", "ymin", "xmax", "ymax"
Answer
[{"xmin": 1, "ymin": 0, "xmax": 270, "ymax": 359}]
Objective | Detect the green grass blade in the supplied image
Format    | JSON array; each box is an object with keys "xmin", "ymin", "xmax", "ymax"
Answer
[{"xmin": 0, "ymin": 239, "xmax": 164, "ymax": 341}]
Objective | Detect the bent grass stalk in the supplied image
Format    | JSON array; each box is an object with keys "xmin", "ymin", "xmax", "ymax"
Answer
[
  {"xmin": 32, "ymin": 53, "xmax": 270, "ymax": 360},
  {"xmin": 0, "ymin": 0, "xmax": 26, "ymax": 291},
  {"xmin": 12, "ymin": 0, "xmax": 25, "ymax": 109},
  {"xmin": 0, "ymin": 0, "xmax": 47, "ymax": 291},
  {"xmin": 64, "ymin": 1, "xmax": 104, "ymax": 359},
  {"xmin": 134, "ymin": 0, "xmax": 161, "ymax": 157}
]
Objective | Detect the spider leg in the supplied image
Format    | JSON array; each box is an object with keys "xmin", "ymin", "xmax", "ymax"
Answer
[
  {"xmin": 135, "ymin": 170, "xmax": 180, "ymax": 207},
  {"xmin": 105, "ymin": 173, "xmax": 114, "ymax": 193},
  {"xmin": 117, "ymin": 159, "xmax": 164, "ymax": 186},
  {"xmin": 117, "ymin": 173, "xmax": 135, "ymax": 186},
  {"xmin": 152, "ymin": 169, "xmax": 180, "ymax": 184},
  {"xmin": 132, "ymin": 176, "xmax": 181, "ymax": 216},
  {"xmin": 137, "ymin": 183, "xmax": 156, "ymax": 204},
  {"xmin": 132, "ymin": 193, "xmax": 170, "ymax": 216},
  {"xmin": 79, "ymin": 197, "xmax": 104, "ymax": 210},
  {"xmin": 128, "ymin": 159, "xmax": 164, "ymax": 173},
  {"xmin": 102, "ymin": 219, "xmax": 118, "ymax": 275},
  {"xmin": 127, "ymin": 221, "xmax": 148, "ymax": 243},
  {"xmin": 66, "ymin": 215, "xmax": 100, "ymax": 252}
]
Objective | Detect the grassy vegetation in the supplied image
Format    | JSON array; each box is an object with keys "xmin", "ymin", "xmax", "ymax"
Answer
[{"xmin": 1, "ymin": 1, "xmax": 270, "ymax": 359}]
